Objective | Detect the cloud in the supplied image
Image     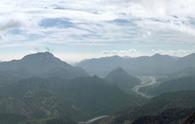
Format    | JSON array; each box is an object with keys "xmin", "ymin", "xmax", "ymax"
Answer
[
  {"xmin": 101, "ymin": 49, "xmax": 139, "ymax": 57},
  {"xmin": 100, "ymin": 48, "xmax": 195, "ymax": 58},
  {"xmin": 0, "ymin": 0, "xmax": 195, "ymax": 61},
  {"xmin": 0, "ymin": 19, "xmax": 22, "ymax": 31},
  {"xmin": 152, "ymin": 49, "xmax": 195, "ymax": 57}
]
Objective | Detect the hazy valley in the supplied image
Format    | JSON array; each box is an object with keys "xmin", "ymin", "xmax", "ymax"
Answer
[{"xmin": 0, "ymin": 52, "xmax": 194, "ymax": 124}]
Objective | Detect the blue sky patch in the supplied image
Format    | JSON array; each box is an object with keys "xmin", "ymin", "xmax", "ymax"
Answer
[{"xmin": 39, "ymin": 18, "xmax": 74, "ymax": 28}]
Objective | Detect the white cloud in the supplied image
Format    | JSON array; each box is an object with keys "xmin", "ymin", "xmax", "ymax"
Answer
[
  {"xmin": 101, "ymin": 49, "xmax": 140, "ymax": 57},
  {"xmin": 152, "ymin": 49, "xmax": 195, "ymax": 57},
  {"xmin": 0, "ymin": 0, "xmax": 195, "ymax": 61},
  {"xmin": 100, "ymin": 48, "xmax": 195, "ymax": 58}
]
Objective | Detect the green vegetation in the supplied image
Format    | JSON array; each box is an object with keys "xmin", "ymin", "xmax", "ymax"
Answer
[
  {"xmin": 101, "ymin": 91, "xmax": 195, "ymax": 124},
  {"xmin": 0, "ymin": 76, "xmax": 146, "ymax": 123}
]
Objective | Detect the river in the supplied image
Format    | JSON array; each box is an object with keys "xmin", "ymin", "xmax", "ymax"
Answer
[{"xmin": 132, "ymin": 76, "xmax": 157, "ymax": 98}]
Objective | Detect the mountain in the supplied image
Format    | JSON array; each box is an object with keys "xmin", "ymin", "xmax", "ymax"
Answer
[
  {"xmin": 77, "ymin": 54, "xmax": 179, "ymax": 76},
  {"xmin": 1, "ymin": 52, "xmax": 195, "ymax": 124},
  {"xmin": 182, "ymin": 112, "xmax": 195, "ymax": 124},
  {"xmin": 169, "ymin": 67, "xmax": 195, "ymax": 79},
  {"xmin": 145, "ymin": 75, "xmax": 195, "ymax": 96},
  {"xmin": 138, "ymin": 67, "xmax": 195, "ymax": 96},
  {"xmin": 94, "ymin": 91, "xmax": 195, "ymax": 124},
  {"xmin": 0, "ymin": 113, "xmax": 27, "ymax": 124},
  {"xmin": 78, "ymin": 56, "xmax": 125, "ymax": 77},
  {"xmin": 0, "ymin": 113, "xmax": 77, "ymax": 124},
  {"xmin": 132, "ymin": 108, "xmax": 195, "ymax": 124},
  {"xmin": 0, "ymin": 76, "xmax": 146, "ymax": 123},
  {"xmin": 175, "ymin": 53, "xmax": 195, "ymax": 70},
  {"xmin": 78, "ymin": 53, "xmax": 195, "ymax": 77},
  {"xmin": 105, "ymin": 67, "xmax": 140, "ymax": 92},
  {"xmin": 0, "ymin": 52, "xmax": 88, "ymax": 83}
]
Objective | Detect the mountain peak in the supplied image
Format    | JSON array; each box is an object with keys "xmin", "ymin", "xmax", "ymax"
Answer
[
  {"xmin": 112, "ymin": 67, "xmax": 126, "ymax": 74},
  {"xmin": 0, "ymin": 52, "xmax": 88, "ymax": 79},
  {"xmin": 22, "ymin": 52, "xmax": 54, "ymax": 60},
  {"xmin": 152, "ymin": 53, "xmax": 161, "ymax": 56},
  {"xmin": 151, "ymin": 53, "xmax": 175, "ymax": 59},
  {"xmin": 183, "ymin": 53, "xmax": 195, "ymax": 59},
  {"xmin": 20, "ymin": 52, "xmax": 65, "ymax": 65},
  {"xmin": 151, "ymin": 53, "xmax": 165, "ymax": 58},
  {"xmin": 106, "ymin": 67, "xmax": 130, "ymax": 79},
  {"xmin": 105, "ymin": 67, "xmax": 140, "ymax": 91},
  {"xmin": 17, "ymin": 52, "xmax": 70, "ymax": 72}
]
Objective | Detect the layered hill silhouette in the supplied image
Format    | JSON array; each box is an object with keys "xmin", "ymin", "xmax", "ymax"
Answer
[
  {"xmin": 105, "ymin": 67, "xmax": 140, "ymax": 92},
  {"xmin": 146, "ymin": 76, "xmax": 195, "ymax": 96},
  {"xmin": 0, "ymin": 52, "xmax": 147, "ymax": 124},
  {"xmin": 78, "ymin": 53, "xmax": 195, "ymax": 76},
  {"xmin": 0, "ymin": 52, "xmax": 88, "ymax": 84},
  {"xmin": 0, "ymin": 76, "xmax": 146, "ymax": 123},
  {"xmin": 139, "ymin": 67, "xmax": 195, "ymax": 96},
  {"xmin": 0, "ymin": 52, "xmax": 195, "ymax": 124},
  {"xmin": 132, "ymin": 108, "xmax": 195, "ymax": 124},
  {"xmin": 94, "ymin": 91, "xmax": 195, "ymax": 124}
]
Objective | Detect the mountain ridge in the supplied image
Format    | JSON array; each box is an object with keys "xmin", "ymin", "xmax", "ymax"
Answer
[
  {"xmin": 77, "ymin": 53, "xmax": 195, "ymax": 76},
  {"xmin": 0, "ymin": 52, "xmax": 88, "ymax": 82}
]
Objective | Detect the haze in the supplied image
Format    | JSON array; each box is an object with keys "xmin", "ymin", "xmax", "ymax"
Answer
[{"xmin": 0, "ymin": 1, "xmax": 195, "ymax": 124}]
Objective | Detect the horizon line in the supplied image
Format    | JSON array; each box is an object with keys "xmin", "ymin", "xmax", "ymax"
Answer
[{"xmin": 0, "ymin": 51, "xmax": 194, "ymax": 64}]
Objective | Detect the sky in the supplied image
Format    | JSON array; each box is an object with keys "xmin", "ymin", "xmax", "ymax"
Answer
[{"xmin": 0, "ymin": 0, "xmax": 195, "ymax": 63}]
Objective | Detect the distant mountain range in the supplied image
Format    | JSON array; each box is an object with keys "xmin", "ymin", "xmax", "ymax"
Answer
[
  {"xmin": 0, "ymin": 52, "xmax": 147, "ymax": 124},
  {"xmin": 2, "ymin": 52, "xmax": 195, "ymax": 78},
  {"xmin": 0, "ymin": 52, "xmax": 195, "ymax": 124},
  {"xmin": 78, "ymin": 53, "xmax": 195, "ymax": 76}
]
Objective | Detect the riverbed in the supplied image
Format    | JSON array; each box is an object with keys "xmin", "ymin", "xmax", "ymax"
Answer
[{"xmin": 132, "ymin": 76, "xmax": 157, "ymax": 98}]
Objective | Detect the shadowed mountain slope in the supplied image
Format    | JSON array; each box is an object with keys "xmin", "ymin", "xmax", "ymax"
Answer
[{"xmin": 0, "ymin": 52, "xmax": 88, "ymax": 84}]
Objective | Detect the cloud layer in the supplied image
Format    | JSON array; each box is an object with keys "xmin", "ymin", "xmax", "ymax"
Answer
[{"xmin": 0, "ymin": 0, "xmax": 195, "ymax": 62}]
